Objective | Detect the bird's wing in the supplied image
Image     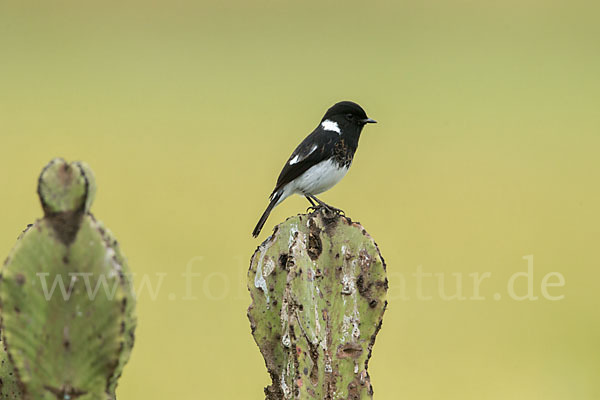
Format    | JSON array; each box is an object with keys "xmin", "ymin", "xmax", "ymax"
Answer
[{"xmin": 271, "ymin": 128, "xmax": 339, "ymax": 196}]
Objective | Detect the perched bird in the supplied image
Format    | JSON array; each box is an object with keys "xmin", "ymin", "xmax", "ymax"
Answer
[{"xmin": 252, "ymin": 101, "xmax": 376, "ymax": 237}]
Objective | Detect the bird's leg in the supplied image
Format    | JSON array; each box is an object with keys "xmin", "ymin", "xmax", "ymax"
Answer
[
  {"xmin": 305, "ymin": 195, "xmax": 319, "ymax": 212},
  {"xmin": 307, "ymin": 194, "xmax": 345, "ymax": 216}
]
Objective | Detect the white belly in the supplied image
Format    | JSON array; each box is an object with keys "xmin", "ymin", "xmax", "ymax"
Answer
[{"xmin": 289, "ymin": 159, "xmax": 349, "ymax": 196}]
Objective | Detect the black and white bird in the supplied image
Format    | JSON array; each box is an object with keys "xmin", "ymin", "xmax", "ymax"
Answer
[{"xmin": 252, "ymin": 101, "xmax": 376, "ymax": 237}]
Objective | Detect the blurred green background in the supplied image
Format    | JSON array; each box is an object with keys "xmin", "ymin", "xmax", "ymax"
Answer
[{"xmin": 1, "ymin": 0, "xmax": 599, "ymax": 398}]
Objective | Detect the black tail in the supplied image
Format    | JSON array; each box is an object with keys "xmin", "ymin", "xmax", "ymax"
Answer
[{"xmin": 252, "ymin": 192, "xmax": 281, "ymax": 238}]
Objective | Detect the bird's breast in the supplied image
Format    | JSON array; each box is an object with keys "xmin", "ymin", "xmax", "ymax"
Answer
[
  {"xmin": 291, "ymin": 159, "xmax": 350, "ymax": 196},
  {"xmin": 332, "ymin": 138, "xmax": 355, "ymax": 168}
]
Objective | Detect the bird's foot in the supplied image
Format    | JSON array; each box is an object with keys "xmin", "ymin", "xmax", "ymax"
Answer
[
  {"xmin": 305, "ymin": 195, "xmax": 344, "ymax": 217},
  {"xmin": 306, "ymin": 205, "xmax": 320, "ymax": 213},
  {"xmin": 323, "ymin": 204, "xmax": 345, "ymax": 217},
  {"xmin": 307, "ymin": 203, "xmax": 345, "ymax": 217}
]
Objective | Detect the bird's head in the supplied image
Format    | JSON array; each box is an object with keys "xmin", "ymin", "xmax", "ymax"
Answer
[{"xmin": 320, "ymin": 101, "xmax": 376, "ymax": 136}]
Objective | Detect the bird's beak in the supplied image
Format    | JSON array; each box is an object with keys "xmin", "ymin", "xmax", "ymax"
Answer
[{"xmin": 361, "ymin": 118, "xmax": 377, "ymax": 124}]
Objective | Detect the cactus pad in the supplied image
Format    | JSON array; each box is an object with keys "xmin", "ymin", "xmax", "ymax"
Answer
[
  {"xmin": 248, "ymin": 210, "xmax": 388, "ymax": 399},
  {"xmin": 0, "ymin": 158, "xmax": 136, "ymax": 399}
]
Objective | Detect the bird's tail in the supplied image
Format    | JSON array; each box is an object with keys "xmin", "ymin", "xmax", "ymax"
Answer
[{"xmin": 252, "ymin": 191, "xmax": 281, "ymax": 238}]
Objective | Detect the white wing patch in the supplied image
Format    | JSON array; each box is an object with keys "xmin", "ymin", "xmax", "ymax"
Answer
[
  {"xmin": 321, "ymin": 119, "xmax": 341, "ymax": 134},
  {"xmin": 289, "ymin": 144, "xmax": 318, "ymax": 165}
]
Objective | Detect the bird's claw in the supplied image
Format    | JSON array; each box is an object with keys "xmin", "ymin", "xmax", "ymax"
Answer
[
  {"xmin": 306, "ymin": 205, "xmax": 320, "ymax": 213},
  {"xmin": 306, "ymin": 204, "xmax": 345, "ymax": 217},
  {"xmin": 325, "ymin": 206, "xmax": 345, "ymax": 216}
]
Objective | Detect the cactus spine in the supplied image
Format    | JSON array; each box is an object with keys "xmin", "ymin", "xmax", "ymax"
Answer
[{"xmin": 248, "ymin": 210, "xmax": 388, "ymax": 399}]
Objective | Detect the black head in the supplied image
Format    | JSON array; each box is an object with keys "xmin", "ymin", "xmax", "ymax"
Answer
[{"xmin": 320, "ymin": 101, "xmax": 376, "ymax": 137}]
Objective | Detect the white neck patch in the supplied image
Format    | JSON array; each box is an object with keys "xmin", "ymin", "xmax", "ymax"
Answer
[{"xmin": 321, "ymin": 119, "xmax": 341, "ymax": 134}]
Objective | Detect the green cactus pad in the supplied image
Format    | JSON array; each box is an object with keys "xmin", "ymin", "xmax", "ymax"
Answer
[
  {"xmin": 0, "ymin": 335, "xmax": 23, "ymax": 399},
  {"xmin": 248, "ymin": 210, "xmax": 388, "ymax": 399},
  {"xmin": 0, "ymin": 158, "xmax": 136, "ymax": 400}
]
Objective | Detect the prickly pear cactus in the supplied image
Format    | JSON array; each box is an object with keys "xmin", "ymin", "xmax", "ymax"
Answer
[
  {"xmin": 248, "ymin": 210, "xmax": 388, "ymax": 399},
  {"xmin": 0, "ymin": 158, "xmax": 136, "ymax": 399}
]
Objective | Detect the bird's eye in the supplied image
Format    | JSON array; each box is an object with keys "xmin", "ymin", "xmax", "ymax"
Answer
[{"xmin": 346, "ymin": 114, "xmax": 354, "ymax": 121}]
